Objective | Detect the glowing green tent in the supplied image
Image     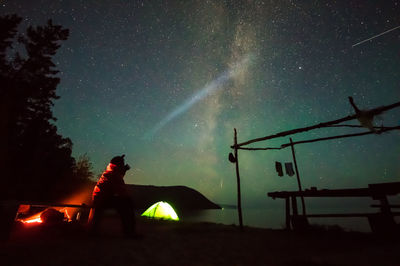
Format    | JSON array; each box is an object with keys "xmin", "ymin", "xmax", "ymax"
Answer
[{"xmin": 141, "ymin": 201, "xmax": 179, "ymax": 221}]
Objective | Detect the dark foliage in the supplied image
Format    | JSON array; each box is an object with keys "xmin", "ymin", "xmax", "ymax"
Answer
[
  {"xmin": 73, "ymin": 154, "xmax": 96, "ymax": 182},
  {"xmin": 0, "ymin": 14, "xmax": 90, "ymax": 201}
]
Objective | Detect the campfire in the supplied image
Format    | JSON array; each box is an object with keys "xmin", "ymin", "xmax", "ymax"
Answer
[
  {"xmin": 15, "ymin": 187, "xmax": 92, "ymax": 226},
  {"xmin": 16, "ymin": 206, "xmax": 72, "ymax": 225}
]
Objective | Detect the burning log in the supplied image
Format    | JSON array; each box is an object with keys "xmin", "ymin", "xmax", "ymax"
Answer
[
  {"xmin": 16, "ymin": 207, "xmax": 86, "ymax": 225},
  {"xmin": 40, "ymin": 208, "xmax": 65, "ymax": 225}
]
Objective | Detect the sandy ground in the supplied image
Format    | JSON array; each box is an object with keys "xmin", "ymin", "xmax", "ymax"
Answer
[{"xmin": 1, "ymin": 216, "xmax": 399, "ymax": 266}]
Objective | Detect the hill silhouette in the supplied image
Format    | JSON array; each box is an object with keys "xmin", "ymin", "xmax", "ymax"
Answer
[{"xmin": 126, "ymin": 185, "xmax": 220, "ymax": 213}]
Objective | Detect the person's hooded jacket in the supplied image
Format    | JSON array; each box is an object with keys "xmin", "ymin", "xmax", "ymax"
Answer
[{"xmin": 92, "ymin": 157, "xmax": 130, "ymax": 199}]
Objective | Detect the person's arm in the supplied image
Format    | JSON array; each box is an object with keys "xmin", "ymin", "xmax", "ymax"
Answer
[{"xmin": 112, "ymin": 165, "xmax": 130, "ymax": 195}]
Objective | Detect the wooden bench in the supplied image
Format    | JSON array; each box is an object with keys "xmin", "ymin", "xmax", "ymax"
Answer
[{"xmin": 267, "ymin": 182, "xmax": 400, "ymax": 233}]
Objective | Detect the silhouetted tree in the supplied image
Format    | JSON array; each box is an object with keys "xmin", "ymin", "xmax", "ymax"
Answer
[
  {"xmin": 73, "ymin": 154, "xmax": 95, "ymax": 181},
  {"xmin": 0, "ymin": 14, "xmax": 85, "ymax": 200}
]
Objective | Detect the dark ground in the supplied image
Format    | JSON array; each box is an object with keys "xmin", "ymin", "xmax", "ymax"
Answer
[{"xmin": 1, "ymin": 215, "xmax": 399, "ymax": 266}]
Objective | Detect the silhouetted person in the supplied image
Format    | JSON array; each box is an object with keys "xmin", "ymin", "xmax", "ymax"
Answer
[{"xmin": 88, "ymin": 155, "xmax": 136, "ymax": 237}]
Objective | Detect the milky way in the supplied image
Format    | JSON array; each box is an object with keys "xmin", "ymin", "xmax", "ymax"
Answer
[{"xmin": 145, "ymin": 53, "xmax": 253, "ymax": 139}]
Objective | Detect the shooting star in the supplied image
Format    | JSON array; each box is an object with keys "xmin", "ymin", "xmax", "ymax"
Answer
[
  {"xmin": 144, "ymin": 53, "xmax": 254, "ymax": 139},
  {"xmin": 352, "ymin": 25, "xmax": 400, "ymax": 48}
]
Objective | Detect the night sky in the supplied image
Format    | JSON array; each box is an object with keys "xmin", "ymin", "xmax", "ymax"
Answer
[{"xmin": 2, "ymin": 1, "xmax": 400, "ymax": 208}]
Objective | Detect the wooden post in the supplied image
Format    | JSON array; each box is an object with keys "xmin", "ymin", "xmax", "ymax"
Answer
[
  {"xmin": 234, "ymin": 128, "xmax": 244, "ymax": 231},
  {"xmin": 291, "ymin": 196, "xmax": 298, "ymax": 216},
  {"xmin": 289, "ymin": 138, "xmax": 306, "ymax": 215},
  {"xmin": 378, "ymin": 196, "xmax": 391, "ymax": 215},
  {"xmin": 285, "ymin": 197, "xmax": 291, "ymax": 230},
  {"xmin": 0, "ymin": 200, "xmax": 19, "ymax": 241}
]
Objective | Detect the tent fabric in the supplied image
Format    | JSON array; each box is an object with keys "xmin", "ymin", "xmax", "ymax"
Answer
[{"xmin": 141, "ymin": 201, "xmax": 179, "ymax": 221}]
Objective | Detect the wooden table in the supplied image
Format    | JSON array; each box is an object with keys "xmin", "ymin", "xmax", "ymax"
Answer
[{"xmin": 267, "ymin": 182, "xmax": 400, "ymax": 233}]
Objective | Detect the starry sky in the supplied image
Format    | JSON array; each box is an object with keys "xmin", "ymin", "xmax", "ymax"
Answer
[{"xmin": 2, "ymin": 0, "xmax": 400, "ymax": 208}]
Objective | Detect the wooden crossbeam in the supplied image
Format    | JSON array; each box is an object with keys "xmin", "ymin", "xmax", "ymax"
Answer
[
  {"xmin": 267, "ymin": 183, "xmax": 400, "ymax": 199},
  {"xmin": 233, "ymin": 100, "xmax": 400, "ymax": 148},
  {"xmin": 280, "ymin": 126, "xmax": 400, "ymax": 148},
  {"xmin": 371, "ymin": 204, "xmax": 400, "ymax": 208},
  {"xmin": 237, "ymin": 125, "xmax": 400, "ymax": 151},
  {"xmin": 18, "ymin": 202, "xmax": 92, "ymax": 208},
  {"xmin": 305, "ymin": 212, "xmax": 400, "ymax": 218}
]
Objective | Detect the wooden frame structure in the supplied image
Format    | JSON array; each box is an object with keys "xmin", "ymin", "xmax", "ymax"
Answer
[
  {"xmin": 229, "ymin": 97, "xmax": 400, "ymax": 231},
  {"xmin": 268, "ymin": 182, "xmax": 400, "ymax": 232}
]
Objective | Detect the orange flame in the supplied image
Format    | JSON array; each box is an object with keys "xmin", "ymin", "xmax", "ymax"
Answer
[
  {"xmin": 16, "ymin": 185, "xmax": 93, "ymax": 225},
  {"xmin": 59, "ymin": 186, "xmax": 92, "ymax": 220},
  {"xmin": 18, "ymin": 211, "xmax": 44, "ymax": 224},
  {"xmin": 23, "ymin": 217, "xmax": 43, "ymax": 224}
]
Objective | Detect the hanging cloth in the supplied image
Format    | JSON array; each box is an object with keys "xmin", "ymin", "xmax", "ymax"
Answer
[
  {"xmin": 275, "ymin": 161, "xmax": 283, "ymax": 177},
  {"xmin": 285, "ymin": 162, "xmax": 295, "ymax": 176}
]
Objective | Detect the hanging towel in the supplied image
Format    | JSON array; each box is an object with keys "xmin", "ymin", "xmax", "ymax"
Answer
[
  {"xmin": 275, "ymin": 161, "xmax": 283, "ymax": 177},
  {"xmin": 285, "ymin": 162, "xmax": 295, "ymax": 176}
]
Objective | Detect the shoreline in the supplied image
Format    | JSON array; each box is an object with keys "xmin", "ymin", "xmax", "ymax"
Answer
[{"xmin": 2, "ymin": 217, "xmax": 399, "ymax": 266}]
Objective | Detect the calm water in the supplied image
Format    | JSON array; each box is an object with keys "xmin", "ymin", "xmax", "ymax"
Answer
[{"xmin": 180, "ymin": 208, "xmax": 377, "ymax": 232}]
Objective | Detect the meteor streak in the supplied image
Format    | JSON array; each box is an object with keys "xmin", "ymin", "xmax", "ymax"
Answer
[
  {"xmin": 144, "ymin": 54, "xmax": 253, "ymax": 139},
  {"xmin": 352, "ymin": 25, "xmax": 400, "ymax": 48}
]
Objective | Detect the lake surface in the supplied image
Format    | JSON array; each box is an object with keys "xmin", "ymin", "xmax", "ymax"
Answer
[{"xmin": 180, "ymin": 207, "xmax": 378, "ymax": 232}]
